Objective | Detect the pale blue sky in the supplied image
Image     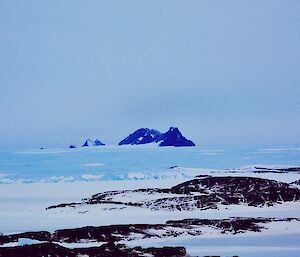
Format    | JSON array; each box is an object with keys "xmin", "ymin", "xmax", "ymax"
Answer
[{"xmin": 1, "ymin": 1, "xmax": 300, "ymax": 148}]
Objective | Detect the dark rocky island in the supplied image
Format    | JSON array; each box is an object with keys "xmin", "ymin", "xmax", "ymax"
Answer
[{"xmin": 119, "ymin": 127, "xmax": 195, "ymax": 147}]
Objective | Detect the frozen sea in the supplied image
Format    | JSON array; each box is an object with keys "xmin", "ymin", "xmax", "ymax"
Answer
[{"xmin": 0, "ymin": 144, "xmax": 300, "ymax": 184}]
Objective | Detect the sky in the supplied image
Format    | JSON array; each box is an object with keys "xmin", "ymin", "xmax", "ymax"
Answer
[{"xmin": 1, "ymin": 0, "xmax": 300, "ymax": 149}]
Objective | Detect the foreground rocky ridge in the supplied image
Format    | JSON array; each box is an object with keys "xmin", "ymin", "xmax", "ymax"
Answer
[
  {"xmin": 1, "ymin": 217, "xmax": 298, "ymax": 257},
  {"xmin": 0, "ymin": 242, "xmax": 186, "ymax": 257},
  {"xmin": 47, "ymin": 176, "xmax": 300, "ymax": 211}
]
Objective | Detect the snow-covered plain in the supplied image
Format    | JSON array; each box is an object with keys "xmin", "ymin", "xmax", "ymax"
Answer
[{"xmin": 0, "ymin": 145, "xmax": 300, "ymax": 256}]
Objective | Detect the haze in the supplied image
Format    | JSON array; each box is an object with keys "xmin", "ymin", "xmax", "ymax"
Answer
[{"xmin": 1, "ymin": 1, "xmax": 300, "ymax": 149}]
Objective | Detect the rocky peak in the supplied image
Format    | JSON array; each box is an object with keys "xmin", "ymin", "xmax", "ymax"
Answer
[
  {"xmin": 82, "ymin": 139, "xmax": 105, "ymax": 147},
  {"xmin": 119, "ymin": 127, "xmax": 195, "ymax": 147},
  {"xmin": 159, "ymin": 127, "xmax": 195, "ymax": 147},
  {"xmin": 119, "ymin": 128, "xmax": 163, "ymax": 145}
]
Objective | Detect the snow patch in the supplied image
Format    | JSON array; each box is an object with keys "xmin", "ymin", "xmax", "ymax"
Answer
[
  {"xmin": 56, "ymin": 240, "xmax": 104, "ymax": 249},
  {"xmin": 83, "ymin": 163, "xmax": 105, "ymax": 167},
  {"xmin": 81, "ymin": 174, "xmax": 104, "ymax": 181},
  {"xmin": 0, "ymin": 178, "xmax": 14, "ymax": 184},
  {"xmin": 43, "ymin": 176, "xmax": 76, "ymax": 183}
]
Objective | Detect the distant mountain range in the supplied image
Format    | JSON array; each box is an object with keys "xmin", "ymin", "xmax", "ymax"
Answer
[
  {"xmin": 82, "ymin": 139, "xmax": 105, "ymax": 147},
  {"xmin": 119, "ymin": 127, "xmax": 195, "ymax": 147},
  {"xmin": 69, "ymin": 139, "xmax": 105, "ymax": 149},
  {"xmin": 68, "ymin": 127, "xmax": 195, "ymax": 148}
]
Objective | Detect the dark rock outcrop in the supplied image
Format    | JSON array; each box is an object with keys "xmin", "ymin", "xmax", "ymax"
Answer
[
  {"xmin": 252, "ymin": 166, "xmax": 300, "ymax": 174},
  {"xmin": 119, "ymin": 128, "xmax": 163, "ymax": 145},
  {"xmin": 69, "ymin": 145, "xmax": 76, "ymax": 149},
  {"xmin": 82, "ymin": 139, "xmax": 105, "ymax": 147},
  {"xmin": 47, "ymin": 176, "xmax": 300, "ymax": 211},
  {"xmin": 1, "ymin": 217, "xmax": 298, "ymax": 257},
  {"xmin": 50, "ymin": 217, "xmax": 276, "ymax": 242},
  {"xmin": 0, "ymin": 231, "xmax": 51, "ymax": 245},
  {"xmin": 0, "ymin": 242, "xmax": 187, "ymax": 257},
  {"xmin": 291, "ymin": 179, "xmax": 300, "ymax": 186}
]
